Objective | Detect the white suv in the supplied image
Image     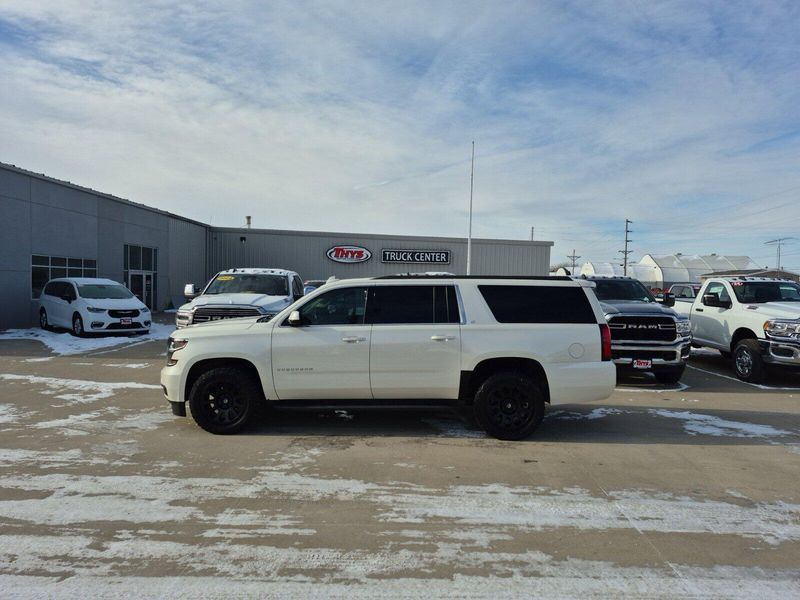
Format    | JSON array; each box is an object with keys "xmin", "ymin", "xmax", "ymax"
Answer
[
  {"xmin": 39, "ymin": 278, "xmax": 151, "ymax": 336},
  {"xmin": 161, "ymin": 276, "xmax": 615, "ymax": 440}
]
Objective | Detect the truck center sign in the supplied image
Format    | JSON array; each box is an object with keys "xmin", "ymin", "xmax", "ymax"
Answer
[{"xmin": 381, "ymin": 249, "xmax": 451, "ymax": 264}]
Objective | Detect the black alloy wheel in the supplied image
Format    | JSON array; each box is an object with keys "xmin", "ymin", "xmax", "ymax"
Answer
[
  {"xmin": 474, "ymin": 372, "xmax": 545, "ymax": 440},
  {"xmin": 188, "ymin": 366, "xmax": 260, "ymax": 434}
]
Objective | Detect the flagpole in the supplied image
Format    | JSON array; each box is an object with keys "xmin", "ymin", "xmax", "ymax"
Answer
[{"xmin": 466, "ymin": 141, "xmax": 474, "ymax": 275}]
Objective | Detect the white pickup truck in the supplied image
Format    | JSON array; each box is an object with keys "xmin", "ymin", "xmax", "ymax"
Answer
[
  {"xmin": 673, "ymin": 277, "xmax": 800, "ymax": 382},
  {"xmin": 161, "ymin": 276, "xmax": 616, "ymax": 440},
  {"xmin": 176, "ymin": 268, "xmax": 304, "ymax": 328}
]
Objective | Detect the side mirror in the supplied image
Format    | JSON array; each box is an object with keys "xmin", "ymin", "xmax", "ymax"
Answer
[
  {"xmin": 183, "ymin": 283, "xmax": 199, "ymax": 300},
  {"xmin": 702, "ymin": 293, "xmax": 731, "ymax": 309},
  {"xmin": 660, "ymin": 292, "xmax": 675, "ymax": 307},
  {"xmin": 287, "ymin": 310, "xmax": 302, "ymax": 327}
]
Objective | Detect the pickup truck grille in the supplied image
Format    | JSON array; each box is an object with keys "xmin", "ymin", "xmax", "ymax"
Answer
[
  {"xmin": 608, "ymin": 316, "xmax": 677, "ymax": 342},
  {"xmin": 192, "ymin": 307, "xmax": 261, "ymax": 323}
]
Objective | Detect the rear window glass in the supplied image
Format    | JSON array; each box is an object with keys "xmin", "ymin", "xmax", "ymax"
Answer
[{"xmin": 478, "ymin": 285, "xmax": 596, "ymax": 324}]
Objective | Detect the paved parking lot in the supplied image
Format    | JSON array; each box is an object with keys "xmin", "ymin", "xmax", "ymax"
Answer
[{"xmin": 1, "ymin": 328, "xmax": 799, "ymax": 598}]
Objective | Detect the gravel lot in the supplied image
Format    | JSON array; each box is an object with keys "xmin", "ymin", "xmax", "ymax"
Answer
[{"xmin": 1, "ymin": 327, "xmax": 799, "ymax": 599}]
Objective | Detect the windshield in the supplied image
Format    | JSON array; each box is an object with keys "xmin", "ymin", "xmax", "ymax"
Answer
[
  {"xmin": 78, "ymin": 284, "xmax": 135, "ymax": 299},
  {"xmin": 731, "ymin": 281, "xmax": 800, "ymax": 303},
  {"xmin": 204, "ymin": 273, "xmax": 289, "ymax": 296},
  {"xmin": 593, "ymin": 279, "xmax": 655, "ymax": 303}
]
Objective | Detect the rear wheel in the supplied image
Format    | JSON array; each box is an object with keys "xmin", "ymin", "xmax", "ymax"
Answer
[
  {"xmin": 733, "ymin": 339, "xmax": 765, "ymax": 383},
  {"xmin": 39, "ymin": 309, "xmax": 50, "ymax": 331},
  {"xmin": 473, "ymin": 372, "xmax": 545, "ymax": 440},
  {"xmin": 71, "ymin": 313, "xmax": 85, "ymax": 337},
  {"xmin": 188, "ymin": 366, "xmax": 260, "ymax": 434},
  {"xmin": 653, "ymin": 366, "xmax": 684, "ymax": 384}
]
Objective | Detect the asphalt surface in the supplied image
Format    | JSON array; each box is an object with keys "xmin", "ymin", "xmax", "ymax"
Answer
[{"xmin": 1, "ymin": 328, "xmax": 799, "ymax": 599}]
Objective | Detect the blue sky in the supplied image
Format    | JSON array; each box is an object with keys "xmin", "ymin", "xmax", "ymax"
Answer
[{"xmin": 0, "ymin": 0, "xmax": 799, "ymax": 270}]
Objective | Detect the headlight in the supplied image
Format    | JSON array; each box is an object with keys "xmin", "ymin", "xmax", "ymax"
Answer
[
  {"xmin": 676, "ymin": 320, "xmax": 691, "ymax": 335},
  {"xmin": 166, "ymin": 338, "xmax": 188, "ymax": 366},
  {"xmin": 87, "ymin": 307, "xmax": 106, "ymax": 313},
  {"xmin": 763, "ymin": 320, "xmax": 800, "ymax": 337},
  {"xmin": 142, "ymin": 307, "xmax": 151, "ymax": 313}
]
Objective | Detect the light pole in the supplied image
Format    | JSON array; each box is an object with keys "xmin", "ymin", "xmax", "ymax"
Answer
[{"xmin": 466, "ymin": 141, "xmax": 475, "ymax": 275}]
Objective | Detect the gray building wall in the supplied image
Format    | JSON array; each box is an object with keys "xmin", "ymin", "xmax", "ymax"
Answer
[
  {"xmin": 206, "ymin": 228, "xmax": 552, "ymax": 281},
  {"xmin": 0, "ymin": 161, "xmax": 553, "ymax": 329}
]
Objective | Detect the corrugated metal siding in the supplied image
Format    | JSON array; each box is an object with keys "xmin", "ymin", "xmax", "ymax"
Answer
[
  {"xmin": 207, "ymin": 229, "xmax": 551, "ymax": 280},
  {"xmin": 167, "ymin": 218, "xmax": 208, "ymax": 309}
]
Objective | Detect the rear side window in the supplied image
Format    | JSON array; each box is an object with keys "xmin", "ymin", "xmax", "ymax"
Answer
[
  {"xmin": 478, "ymin": 285, "xmax": 596, "ymax": 324},
  {"xmin": 369, "ymin": 285, "xmax": 460, "ymax": 324}
]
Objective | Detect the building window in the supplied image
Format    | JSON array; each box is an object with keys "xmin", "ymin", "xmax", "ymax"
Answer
[{"xmin": 31, "ymin": 255, "xmax": 97, "ymax": 299}]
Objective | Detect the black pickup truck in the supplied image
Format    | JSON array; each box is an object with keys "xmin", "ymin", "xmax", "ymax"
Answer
[{"xmin": 584, "ymin": 276, "xmax": 692, "ymax": 383}]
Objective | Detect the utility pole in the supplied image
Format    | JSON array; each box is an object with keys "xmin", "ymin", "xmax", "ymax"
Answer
[
  {"xmin": 567, "ymin": 249, "xmax": 581, "ymax": 273},
  {"xmin": 466, "ymin": 141, "xmax": 475, "ymax": 275},
  {"xmin": 618, "ymin": 219, "xmax": 633, "ymax": 276},
  {"xmin": 530, "ymin": 226, "xmax": 535, "ymax": 241},
  {"xmin": 765, "ymin": 237, "xmax": 794, "ymax": 270}
]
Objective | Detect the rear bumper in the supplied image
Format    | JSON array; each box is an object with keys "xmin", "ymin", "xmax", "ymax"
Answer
[{"xmin": 547, "ymin": 361, "xmax": 616, "ymax": 405}]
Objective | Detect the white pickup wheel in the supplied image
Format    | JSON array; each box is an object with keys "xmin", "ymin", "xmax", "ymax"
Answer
[{"xmin": 733, "ymin": 339, "xmax": 766, "ymax": 384}]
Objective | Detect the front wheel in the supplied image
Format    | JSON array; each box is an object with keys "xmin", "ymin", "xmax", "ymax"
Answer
[
  {"xmin": 473, "ymin": 372, "xmax": 545, "ymax": 440},
  {"xmin": 71, "ymin": 314, "xmax": 85, "ymax": 337},
  {"xmin": 653, "ymin": 366, "xmax": 685, "ymax": 384},
  {"xmin": 188, "ymin": 366, "xmax": 260, "ymax": 434},
  {"xmin": 39, "ymin": 309, "xmax": 50, "ymax": 331},
  {"xmin": 733, "ymin": 339, "xmax": 766, "ymax": 383}
]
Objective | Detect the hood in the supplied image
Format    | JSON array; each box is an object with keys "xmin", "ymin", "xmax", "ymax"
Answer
[
  {"xmin": 600, "ymin": 301, "xmax": 681, "ymax": 318},
  {"xmin": 183, "ymin": 293, "xmax": 293, "ymax": 313},
  {"xmin": 741, "ymin": 302, "xmax": 800, "ymax": 320},
  {"xmin": 83, "ymin": 297, "xmax": 148, "ymax": 311}
]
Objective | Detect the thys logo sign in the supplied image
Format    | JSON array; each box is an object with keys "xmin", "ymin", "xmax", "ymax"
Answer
[{"xmin": 326, "ymin": 245, "xmax": 372, "ymax": 263}]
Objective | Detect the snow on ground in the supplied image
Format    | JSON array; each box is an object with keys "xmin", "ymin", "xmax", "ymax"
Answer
[
  {"xmin": 648, "ymin": 409, "xmax": 793, "ymax": 438},
  {"xmin": 0, "ymin": 374, "xmax": 160, "ymax": 404},
  {"xmin": 100, "ymin": 362, "xmax": 151, "ymax": 369},
  {"xmin": 0, "ymin": 322, "xmax": 174, "ymax": 355},
  {"xmin": 548, "ymin": 407, "xmax": 630, "ymax": 420},
  {"xmin": 615, "ymin": 381, "xmax": 690, "ymax": 393}
]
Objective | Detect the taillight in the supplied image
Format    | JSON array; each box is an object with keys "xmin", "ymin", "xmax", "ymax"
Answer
[{"xmin": 599, "ymin": 323, "xmax": 612, "ymax": 361}]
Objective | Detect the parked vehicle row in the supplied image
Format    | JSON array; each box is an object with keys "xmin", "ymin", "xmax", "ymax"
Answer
[
  {"xmin": 673, "ymin": 277, "xmax": 800, "ymax": 383},
  {"xmin": 161, "ymin": 276, "xmax": 617, "ymax": 440},
  {"xmin": 39, "ymin": 278, "xmax": 151, "ymax": 336}
]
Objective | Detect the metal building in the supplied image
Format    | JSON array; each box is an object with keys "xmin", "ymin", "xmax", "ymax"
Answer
[{"xmin": 0, "ymin": 162, "xmax": 553, "ymax": 329}]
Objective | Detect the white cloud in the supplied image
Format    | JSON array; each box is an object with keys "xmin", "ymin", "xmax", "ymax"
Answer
[{"xmin": 0, "ymin": 0, "xmax": 798, "ymax": 267}]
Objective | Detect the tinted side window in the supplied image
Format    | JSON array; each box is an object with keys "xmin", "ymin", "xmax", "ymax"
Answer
[
  {"xmin": 478, "ymin": 285, "xmax": 596, "ymax": 324},
  {"xmin": 369, "ymin": 285, "xmax": 459, "ymax": 324},
  {"xmin": 43, "ymin": 282, "xmax": 57, "ymax": 296},
  {"xmin": 291, "ymin": 276, "xmax": 303, "ymax": 297},
  {"xmin": 705, "ymin": 283, "xmax": 730, "ymax": 302},
  {"xmin": 297, "ymin": 287, "xmax": 367, "ymax": 325}
]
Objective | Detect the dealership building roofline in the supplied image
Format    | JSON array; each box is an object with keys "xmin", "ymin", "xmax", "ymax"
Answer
[{"xmin": 1, "ymin": 161, "xmax": 554, "ymax": 329}]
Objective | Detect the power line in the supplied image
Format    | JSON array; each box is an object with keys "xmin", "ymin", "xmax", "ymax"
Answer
[
  {"xmin": 567, "ymin": 249, "xmax": 581, "ymax": 272},
  {"xmin": 764, "ymin": 237, "xmax": 795, "ymax": 270}
]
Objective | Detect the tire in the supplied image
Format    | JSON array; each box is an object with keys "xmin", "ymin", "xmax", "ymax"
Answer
[
  {"xmin": 733, "ymin": 339, "xmax": 766, "ymax": 384},
  {"xmin": 71, "ymin": 313, "xmax": 85, "ymax": 337},
  {"xmin": 473, "ymin": 372, "xmax": 545, "ymax": 441},
  {"xmin": 39, "ymin": 309, "xmax": 50, "ymax": 331},
  {"xmin": 654, "ymin": 366, "xmax": 684, "ymax": 384},
  {"xmin": 188, "ymin": 366, "xmax": 260, "ymax": 434}
]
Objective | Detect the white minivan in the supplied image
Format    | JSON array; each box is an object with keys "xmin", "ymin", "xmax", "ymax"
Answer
[{"xmin": 39, "ymin": 278, "xmax": 151, "ymax": 336}]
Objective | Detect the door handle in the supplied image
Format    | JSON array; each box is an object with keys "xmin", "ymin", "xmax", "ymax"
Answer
[
  {"xmin": 431, "ymin": 335, "xmax": 456, "ymax": 342},
  {"xmin": 342, "ymin": 336, "xmax": 366, "ymax": 343},
  {"xmin": 695, "ymin": 308, "xmax": 704, "ymax": 312}
]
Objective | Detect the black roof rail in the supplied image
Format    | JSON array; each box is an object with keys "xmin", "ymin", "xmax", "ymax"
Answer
[{"xmin": 373, "ymin": 275, "xmax": 572, "ymax": 281}]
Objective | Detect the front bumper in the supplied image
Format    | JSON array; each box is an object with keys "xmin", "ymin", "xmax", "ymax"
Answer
[
  {"xmin": 88, "ymin": 312, "xmax": 151, "ymax": 332},
  {"xmin": 612, "ymin": 337, "xmax": 691, "ymax": 369},
  {"xmin": 161, "ymin": 364, "xmax": 184, "ymax": 410},
  {"xmin": 759, "ymin": 339, "xmax": 800, "ymax": 367}
]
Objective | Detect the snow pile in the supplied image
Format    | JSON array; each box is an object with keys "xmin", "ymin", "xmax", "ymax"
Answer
[
  {"xmin": 0, "ymin": 374, "xmax": 161, "ymax": 404},
  {"xmin": 0, "ymin": 323, "xmax": 174, "ymax": 355},
  {"xmin": 649, "ymin": 409, "xmax": 792, "ymax": 438}
]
